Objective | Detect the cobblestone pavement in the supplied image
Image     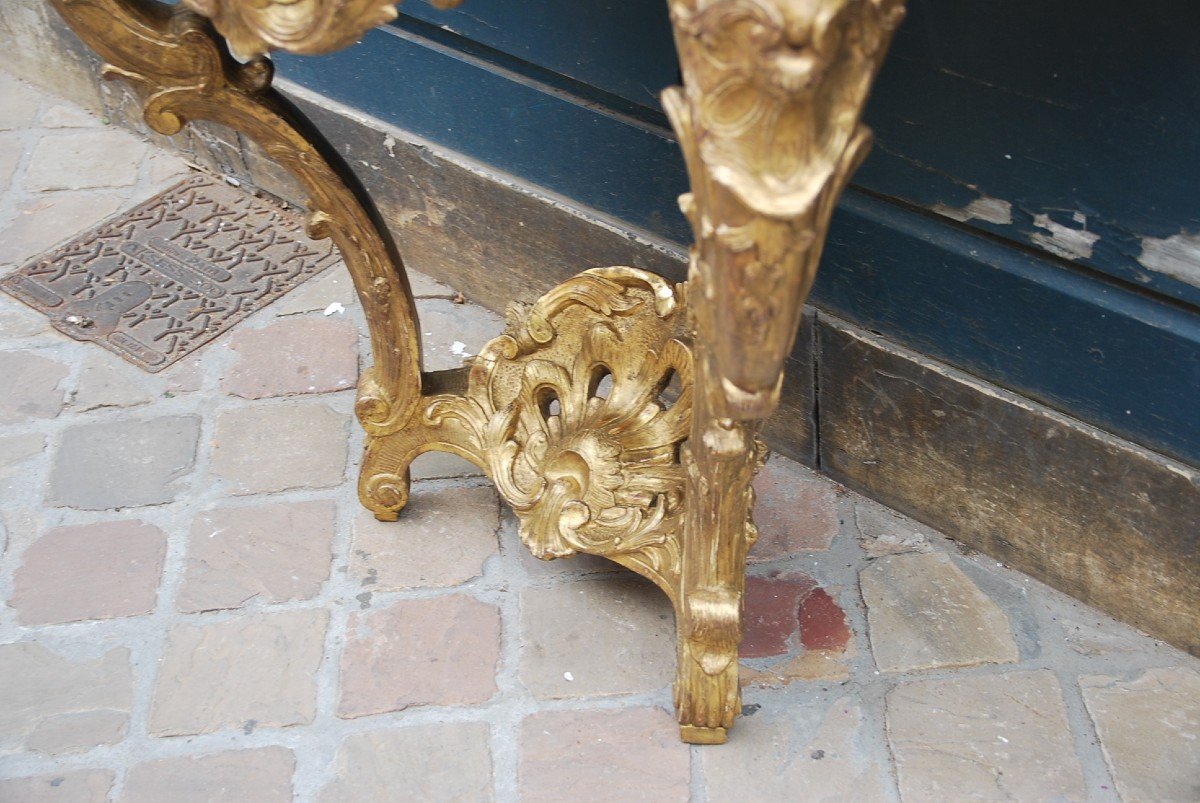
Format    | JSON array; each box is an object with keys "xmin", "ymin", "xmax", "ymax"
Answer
[{"xmin": 2, "ymin": 70, "xmax": 1199, "ymax": 802}]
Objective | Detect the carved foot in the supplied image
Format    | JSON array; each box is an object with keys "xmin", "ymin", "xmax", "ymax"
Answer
[
  {"xmin": 675, "ymin": 587, "xmax": 743, "ymax": 743},
  {"xmin": 358, "ymin": 438, "xmax": 411, "ymax": 522}
]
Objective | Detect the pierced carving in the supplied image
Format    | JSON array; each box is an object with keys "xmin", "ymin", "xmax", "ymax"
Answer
[{"xmin": 361, "ymin": 268, "xmax": 692, "ymax": 596}]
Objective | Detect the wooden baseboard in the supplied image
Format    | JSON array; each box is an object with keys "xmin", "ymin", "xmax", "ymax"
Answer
[{"xmin": 818, "ymin": 317, "xmax": 1199, "ymax": 656}]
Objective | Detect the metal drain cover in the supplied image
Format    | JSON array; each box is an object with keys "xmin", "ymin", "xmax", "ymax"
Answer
[{"xmin": 1, "ymin": 174, "xmax": 340, "ymax": 372}]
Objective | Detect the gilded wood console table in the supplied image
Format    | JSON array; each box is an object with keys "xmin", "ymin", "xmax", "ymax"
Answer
[{"xmin": 51, "ymin": 0, "xmax": 902, "ymax": 743}]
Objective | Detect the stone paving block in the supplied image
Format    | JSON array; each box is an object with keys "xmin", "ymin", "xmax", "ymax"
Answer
[
  {"xmin": 887, "ymin": 669, "xmax": 1086, "ymax": 800},
  {"xmin": 338, "ymin": 594, "xmax": 500, "ymax": 717},
  {"xmin": 860, "ymin": 552, "xmax": 1018, "ymax": 672},
  {"xmin": 349, "ymin": 485, "xmax": 498, "ymax": 591},
  {"xmin": 122, "ymin": 747, "xmax": 296, "ymax": 803},
  {"xmin": 520, "ymin": 708, "xmax": 689, "ymax": 803},
  {"xmin": 740, "ymin": 573, "xmax": 854, "ymax": 686},
  {"xmin": 0, "ymin": 769, "xmax": 115, "ymax": 803},
  {"xmin": 0, "ymin": 193, "xmax": 125, "ymax": 266},
  {"xmin": 161, "ymin": 358, "xmax": 204, "ymax": 394},
  {"xmin": 149, "ymin": 609, "xmax": 328, "ymax": 736},
  {"xmin": 1080, "ymin": 666, "xmax": 1200, "ymax": 802},
  {"xmin": 12, "ymin": 520, "xmax": 166, "ymax": 625},
  {"xmin": 21, "ymin": 711, "xmax": 129, "ymax": 760},
  {"xmin": 178, "ymin": 499, "xmax": 336, "ymax": 612},
  {"xmin": 0, "ymin": 643, "xmax": 133, "ymax": 756},
  {"xmin": 742, "ymin": 572, "xmax": 818, "ymax": 658},
  {"xmin": 208, "ymin": 402, "xmax": 347, "ymax": 494},
  {"xmin": 0, "ymin": 350, "xmax": 69, "ymax": 424},
  {"xmin": 520, "ymin": 577, "xmax": 674, "ymax": 699},
  {"xmin": 223, "ymin": 316, "xmax": 359, "ymax": 399},
  {"xmin": 0, "ymin": 133, "xmax": 23, "ymax": 187},
  {"xmin": 0, "ymin": 298, "xmax": 54, "ymax": 339},
  {"xmin": 853, "ymin": 500, "xmax": 933, "ymax": 558},
  {"xmin": 703, "ymin": 698, "xmax": 887, "ymax": 802},
  {"xmin": 69, "ymin": 354, "xmax": 160, "ymax": 411},
  {"xmin": 0, "ymin": 432, "xmax": 44, "ymax": 479},
  {"xmin": 0, "ymin": 72, "xmax": 42, "ymax": 131},
  {"xmin": 416, "ymin": 298, "xmax": 503, "ymax": 371},
  {"xmin": 318, "ymin": 724, "xmax": 492, "ymax": 802},
  {"xmin": 40, "ymin": 104, "xmax": 102, "ymax": 129},
  {"xmin": 269, "ymin": 268, "xmax": 354, "ymax": 317},
  {"xmin": 409, "ymin": 270, "xmax": 456, "ymax": 299},
  {"xmin": 49, "ymin": 415, "xmax": 201, "ymax": 509},
  {"xmin": 23, "ymin": 130, "xmax": 146, "ymax": 191},
  {"xmin": 145, "ymin": 150, "xmax": 190, "ymax": 187},
  {"xmin": 749, "ymin": 455, "xmax": 839, "ymax": 560}
]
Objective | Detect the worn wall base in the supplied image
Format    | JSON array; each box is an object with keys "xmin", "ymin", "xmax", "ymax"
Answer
[
  {"xmin": 819, "ymin": 316, "xmax": 1200, "ymax": 656},
  {"xmin": 3, "ymin": 34, "xmax": 1195, "ymax": 657}
]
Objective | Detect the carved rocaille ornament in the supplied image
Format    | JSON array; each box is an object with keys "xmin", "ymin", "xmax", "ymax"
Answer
[
  {"xmin": 181, "ymin": 0, "xmax": 463, "ymax": 59},
  {"xmin": 361, "ymin": 268, "xmax": 693, "ymax": 596},
  {"xmin": 53, "ymin": 0, "xmax": 902, "ymax": 744}
]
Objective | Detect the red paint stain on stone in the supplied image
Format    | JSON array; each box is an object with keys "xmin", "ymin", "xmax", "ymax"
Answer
[
  {"xmin": 742, "ymin": 573, "xmax": 851, "ymax": 659},
  {"xmin": 798, "ymin": 587, "xmax": 851, "ymax": 651},
  {"xmin": 742, "ymin": 573, "xmax": 816, "ymax": 658}
]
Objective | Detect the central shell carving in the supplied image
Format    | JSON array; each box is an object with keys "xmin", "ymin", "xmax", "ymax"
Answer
[{"xmin": 423, "ymin": 268, "xmax": 691, "ymax": 581}]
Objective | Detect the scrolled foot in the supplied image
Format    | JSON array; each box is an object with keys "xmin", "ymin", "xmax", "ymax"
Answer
[{"xmin": 358, "ymin": 438, "xmax": 412, "ymax": 521}]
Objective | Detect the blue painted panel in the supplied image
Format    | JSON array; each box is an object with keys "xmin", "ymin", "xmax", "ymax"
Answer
[
  {"xmin": 321, "ymin": 0, "xmax": 1200, "ymax": 310},
  {"xmin": 863, "ymin": 0, "xmax": 1200, "ymax": 309},
  {"xmin": 396, "ymin": 0, "xmax": 678, "ymax": 111},
  {"xmin": 272, "ymin": 10, "xmax": 1200, "ymax": 467},
  {"xmin": 818, "ymin": 190, "xmax": 1200, "ymax": 464},
  {"xmin": 276, "ymin": 26, "xmax": 690, "ymax": 241}
]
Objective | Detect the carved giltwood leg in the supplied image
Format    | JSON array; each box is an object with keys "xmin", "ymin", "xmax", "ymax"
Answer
[
  {"xmin": 48, "ymin": 0, "xmax": 427, "ymax": 521},
  {"xmin": 664, "ymin": 0, "xmax": 905, "ymax": 742}
]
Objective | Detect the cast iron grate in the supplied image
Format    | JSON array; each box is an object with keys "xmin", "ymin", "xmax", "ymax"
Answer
[{"xmin": 1, "ymin": 174, "xmax": 340, "ymax": 372}]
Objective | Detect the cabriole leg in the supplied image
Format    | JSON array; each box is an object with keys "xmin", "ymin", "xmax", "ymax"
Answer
[
  {"xmin": 664, "ymin": 0, "xmax": 905, "ymax": 742},
  {"xmin": 49, "ymin": 0, "xmax": 427, "ymax": 523}
]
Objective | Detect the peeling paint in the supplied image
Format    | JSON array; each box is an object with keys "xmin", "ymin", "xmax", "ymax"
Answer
[
  {"xmin": 1031, "ymin": 213, "xmax": 1100, "ymax": 261},
  {"xmin": 931, "ymin": 196, "xmax": 1013, "ymax": 225},
  {"xmin": 1137, "ymin": 232, "xmax": 1200, "ymax": 288}
]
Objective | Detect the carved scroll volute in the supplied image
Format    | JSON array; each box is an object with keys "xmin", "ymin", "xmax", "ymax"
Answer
[
  {"xmin": 181, "ymin": 0, "xmax": 463, "ymax": 60},
  {"xmin": 664, "ymin": 0, "xmax": 904, "ymax": 419}
]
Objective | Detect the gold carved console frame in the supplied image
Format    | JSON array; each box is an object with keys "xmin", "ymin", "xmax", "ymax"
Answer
[{"xmin": 51, "ymin": 0, "xmax": 903, "ymax": 743}]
